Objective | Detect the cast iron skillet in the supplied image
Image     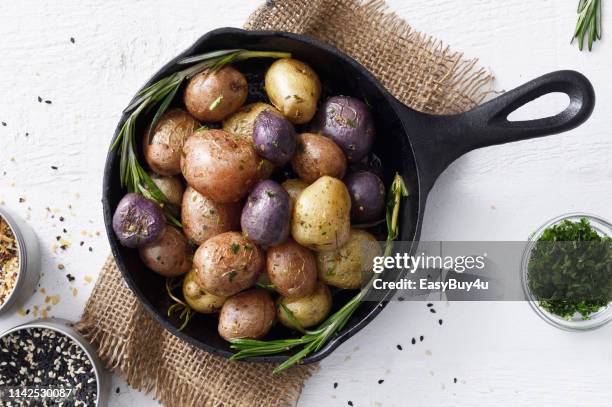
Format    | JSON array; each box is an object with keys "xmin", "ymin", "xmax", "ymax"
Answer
[{"xmin": 102, "ymin": 27, "xmax": 595, "ymax": 364}]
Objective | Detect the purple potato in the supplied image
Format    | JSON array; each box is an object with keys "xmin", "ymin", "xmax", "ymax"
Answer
[
  {"xmin": 112, "ymin": 193, "xmax": 165, "ymax": 248},
  {"xmin": 253, "ymin": 111, "xmax": 297, "ymax": 165},
  {"xmin": 344, "ymin": 171, "xmax": 386, "ymax": 223},
  {"xmin": 241, "ymin": 180, "xmax": 291, "ymax": 246},
  {"xmin": 312, "ymin": 96, "xmax": 375, "ymax": 162}
]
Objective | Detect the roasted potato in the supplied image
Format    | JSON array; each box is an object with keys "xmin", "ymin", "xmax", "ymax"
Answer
[
  {"xmin": 266, "ymin": 238, "xmax": 317, "ymax": 297},
  {"xmin": 253, "ymin": 111, "xmax": 296, "ymax": 166},
  {"xmin": 311, "ymin": 96, "xmax": 375, "ymax": 162},
  {"xmin": 241, "ymin": 180, "xmax": 291, "ymax": 246},
  {"xmin": 277, "ymin": 282, "xmax": 332, "ymax": 329},
  {"xmin": 218, "ymin": 289, "xmax": 276, "ymax": 340},
  {"xmin": 291, "ymin": 176, "xmax": 351, "ymax": 252},
  {"xmin": 193, "ymin": 231, "xmax": 263, "ymax": 297},
  {"xmin": 222, "ymin": 102, "xmax": 280, "ymax": 141},
  {"xmin": 292, "ymin": 133, "xmax": 347, "ymax": 183},
  {"xmin": 150, "ymin": 173, "xmax": 184, "ymax": 207},
  {"xmin": 112, "ymin": 193, "xmax": 165, "ymax": 248},
  {"xmin": 138, "ymin": 226, "xmax": 192, "ymax": 277},
  {"xmin": 143, "ymin": 108, "xmax": 199, "ymax": 176},
  {"xmin": 317, "ymin": 229, "xmax": 382, "ymax": 289},
  {"xmin": 265, "ymin": 58, "xmax": 321, "ymax": 124},
  {"xmin": 344, "ymin": 171, "xmax": 386, "ymax": 223},
  {"xmin": 181, "ymin": 186, "xmax": 241, "ymax": 246},
  {"xmin": 182, "ymin": 269, "xmax": 227, "ymax": 313},
  {"xmin": 281, "ymin": 178, "xmax": 308, "ymax": 214},
  {"xmin": 183, "ymin": 66, "xmax": 247, "ymax": 122},
  {"xmin": 181, "ymin": 129, "xmax": 263, "ymax": 203}
]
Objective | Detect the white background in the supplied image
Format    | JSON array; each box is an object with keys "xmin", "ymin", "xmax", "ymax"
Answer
[{"xmin": 0, "ymin": 1, "xmax": 611, "ymax": 406}]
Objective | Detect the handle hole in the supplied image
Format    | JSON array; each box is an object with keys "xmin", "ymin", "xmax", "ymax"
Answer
[{"xmin": 507, "ymin": 92, "xmax": 570, "ymax": 122}]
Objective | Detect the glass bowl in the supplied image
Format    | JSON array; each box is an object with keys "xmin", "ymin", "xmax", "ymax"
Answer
[{"xmin": 520, "ymin": 213, "xmax": 612, "ymax": 331}]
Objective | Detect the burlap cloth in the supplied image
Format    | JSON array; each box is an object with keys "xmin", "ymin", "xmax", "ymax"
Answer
[{"xmin": 77, "ymin": 1, "xmax": 493, "ymax": 406}]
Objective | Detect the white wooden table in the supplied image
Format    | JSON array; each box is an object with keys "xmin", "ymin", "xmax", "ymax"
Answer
[{"xmin": 1, "ymin": 1, "xmax": 611, "ymax": 406}]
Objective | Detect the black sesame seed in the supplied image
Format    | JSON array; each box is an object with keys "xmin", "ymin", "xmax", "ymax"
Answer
[
  {"xmin": 51, "ymin": 166, "xmax": 58, "ymax": 170},
  {"xmin": 45, "ymin": 100, "xmax": 52, "ymax": 104},
  {"xmin": 427, "ymin": 303, "xmax": 433, "ymax": 307},
  {"xmin": 333, "ymin": 382, "xmax": 338, "ymax": 389},
  {"xmin": 1, "ymin": 122, "xmax": 6, "ymax": 126},
  {"xmin": 70, "ymin": 37, "xmax": 75, "ymax": 43},
  {"xmin": 411, "ymin": 338, "xmax": 416, "ymax": 345},
  {"xmin": 454, "ymin": 377, "xmax": 458, "ymax": 383},
  {"xmin": 439, "ymin": 319, "xmax": 443, "ymax": 325},
  {"xmin": 66, "ymin": 274, "xmax": 76, "ymax": 282},
  {"xmin": 396, "ymin": 344, "xmax": 402, "ymax": 350},
  {"xmin": 348, "ymin": 402, "xmax": 353, "ymax": 407},
  {"xmin": 397, "ymin": 296, "xmax": 404, "ymax": 302},
  {"xmin": 420, "ymin": 335, "xmax": 424, "ymax": 342},
  {"xmin": 116, "ymin": 387, "xmax": 120, "ymax": 393},
  {"xmin": 430, "ymin": 308, "xmax": 436, "ymax": 313},
  {"xmin": 88, "ymin": 247, "xmax": 93, "ymax": 252},
  {"xmin": 59, "ymin": 216, "xmax": 65, "ymax": 222},
  {"xmin": 38, "ymin": 96, "xmax": 43, "ymax": 102},
  {"xmin": 378, "ymin": 379, "xmax": 384, "ymax": 384}
]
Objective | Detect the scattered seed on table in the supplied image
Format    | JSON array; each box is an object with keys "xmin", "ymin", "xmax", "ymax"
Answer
[
  {"xmin": 0, "ymin": 327, "xmax": 97, "ymax": 405},
  {"xmin": 411, "ymin": 338, "xmax": 416, "ymax": 345},
  {"xmin": 438, "ymin": 319, "xmax": 443, "ymax": 325},
  {"xmin": 333, "ymin": 382, "xmax": 338, "ymax": 389},
  {"xmin": 51, "ymin": 166, "xmax": 58, "ymax": 170},
  {"xmin": 115, "ymin": 387, "xmax": 120, "ymax": 394},
  {"xmin": 18, "ymin": 197, "xmax": 25, "ymax": 203},
  {"xmin": 37, "ymin": 96, "xmax": 42, "ymax": 102},
  {"xmin": 348, "ymin": 402, "xmax": 353, "ymax": 407},
  {"xmin": 454, "ymin": 377, "xmax": 457, "ymax": 383},
  {"xmin": 378, "ymin": 379, "xmax": 384, "ymax": 384},
  {"xmin": 420, "ymin": 335, "xmax": 424, "ymax": 342},
  {"xmin": 70, "ymin": 37, "xmax": 75, "ymax": 44},
  {"xmin": 427, "ymin": 303, "xmax": 433, "ymax": 307},
  {"xmin": 45, "ymin": 100, "xmax": 52, "ymax": 104},
  {"xmin": 397, "ymin": 296, "xmax": 404, "ymax": 302},
  {"xmin": 396, "ymin": 344, "xmax": 402, "ymax": 351},
  {"xmin": 430, "ymin": 308, "xmax": 436, "ymax": 313},
  {"xmin": 59, "ymin": 216, "xmax": 64, "ymax": 222},
  {"xmin": 1, "ymin": 122, "xmax": 6, "ymax": 126},
  {"xmin": 66, "ymin": 274, "xmax": 76, "ymax": 282}
]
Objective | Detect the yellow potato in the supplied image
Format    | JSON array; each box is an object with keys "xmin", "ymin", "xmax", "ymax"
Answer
[
  {"xmin": 182, "ymin": 269, "xmax": 226, "ymax": 313},
  {"xmin": 222, "ymin": 102, "xmax": 281, "ymax": 141},
  {"xmin": 264, "ymin": 58, "xmax": 321, "ymax": 124},
  {"xmin": 317, "ymin": 229, "xmax": 382, "ymax": 289},
  {"xmin": 281, "ymin": 178, "xmax": 308, "ymax": 214},
  {"xmin": 277, "ymin": 282, "xmax": 332, "ymax": 329},
  {"xmin": 291, "ymin": 176, "xmax": 351, "ymax": 252}
]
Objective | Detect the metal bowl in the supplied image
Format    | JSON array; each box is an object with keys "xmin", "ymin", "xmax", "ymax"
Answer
[
  {"xmin": 0, "ymin": 207, "xmax": 41, "ymax": 315},
  {"xmin": 0, "ymin": 318, "xmax": 110, "ymax": 406}
]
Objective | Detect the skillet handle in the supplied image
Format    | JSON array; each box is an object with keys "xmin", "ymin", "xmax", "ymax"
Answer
[
  {"xmin": 404, "ymin": 70, "xmax": 595, "ymax": 193},
  {"xmin": 459, "ymin": 70, "xmax": 595, "ymax": 148}
]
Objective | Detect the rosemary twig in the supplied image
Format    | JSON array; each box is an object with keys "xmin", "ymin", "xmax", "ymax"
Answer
[
  {"xmin": 166, "ymin": 277, "xmax": 193, "ymax": 331},
  {"xmin": 230, "ymin": 173, "xmax": 409, "ymax": 373},
  {"xmin": 112, "ymin": 49, "xmax": 291, "ymax": 226},
  {"xmin": 572, "ymin": 0, "xmax": 602, "ymax": 51}
]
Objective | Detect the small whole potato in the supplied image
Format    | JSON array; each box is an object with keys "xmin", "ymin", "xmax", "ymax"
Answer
[
  {"xmin": 218, "ymin": 289, "xmax": 276, "ymax": 341},
  {"xmin": 277, "ymin": 282, "xmax": 332, "ymax": 329},
  {"xmin": 291, "ymin": 176, "xmax": 351, "ymax": 252},
  {"xmin": 181, "ymin": 186, "xmax": 241, "ymax": 245},
  {"xmin": 143, "ymin": 108, "xmax": 199, "ymax": 176},
  {"xmin": 112, "ymin": 193, "xmax": 165, "ymax": 248},
  {"xmin": 222, "ymin": 102, "xmax": 280, "ymax": 141},
  {"xmin": 265, "ymin": 58, "xmax": 321, "ymax": 124},
  {"xmin": 182, "ymin": 270, "xmax": 226, "ymax": 313},
  {"xmin": 312, "ymin": 96, "xmax": 375, "ymax": 162},
  {"xmin": 150, "ymin": 173, "xmax": 184, "ymax": 207},
  {"xmin": 241, "ymin": 180, "xmax": 291, "ymax": 246},
  {"xmin": 253, "ymin": 111, "xmax": 297, "ymax": 166},
  {"xmin": 183, "ymin": 66, "xmax": 248, "ymax": 122},
  {"xmin": 344, "ymin": 171, "xmax": 386, "ymax": 223},
  {"xmin": 138, "ymin": 226, "xmax": 192, "ymax": 277},
  {"xmin": 317, "ymin": 229, "xmax": 382, "ymax": 289},
  {"xmin": 266, "ymin": 238, "xmax": 317, "ymax": 297},
  {"xmin": 292, "ymin": 133, "xmax": 347, "ymax": 184},
  {"xmin": 281, "ymin": 178, "xmax": 308, "ymax": 214},
  {"xmin": 181, "ymin": 129, "xmax": 263, "ymax": 203},
  {"xmin": 194, "ymin": 232, "xmax": 264, "ymax": 297}
]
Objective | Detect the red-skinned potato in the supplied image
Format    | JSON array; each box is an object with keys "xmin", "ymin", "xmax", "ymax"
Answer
[
  {"xmin": 182, "ymin": 270, "xmax": 227, "ymax": 313},
  {"xmin": 138, "ymin": 226, "xmax": 192, "ymax": 277},
  {"xmin": 218, "ymin": 289, "xmax": 276, "ymax": 340},
  {"xmin": 266, "ymin": 238, "xmax": 317, "ymax": 297},
  {"xmin": 181, "ymin": 186, "xmax": 241, "ymax": 245},
  {"xmin": 181, "ymin": 129, "xmax": 263, "ymax": 203},
  {"xmin": 184, "ymin": 66, "xmax": 247, "ymax": 122},
  {"xmin": 143, "ymin": 108, "xmax": 199, "ymax": 176},
  {"xmin": 292, "ymin": 133, "xmax": 347, "ymax": 183},
  {"xmin": 277, "ymin": 282, "xmax": 332, "ymax": 329},
  {"xmin": 193, "ymin": 232, "xmax": 264, "ymax": 297}
]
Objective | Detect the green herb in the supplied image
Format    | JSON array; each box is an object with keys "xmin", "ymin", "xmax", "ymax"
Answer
[
  {"xmin": 265, "ymin": 190, "xmax": 276, "ymax": 198},
  {"xmin": 196, "ymin": 125, "xmax": 209, "ymax": 131},
  {"xmin": 230, "ymin": 242, "xmax": 240, "ymax": 254},
  {"xmin": 111, "ymin": 49, "xmax": 290, "ymax": 226},
  {"xmin": 230, "ymin": 173, "xmax": 408, "ymax": 373},
  {"xmin": 572, "ymin": 0, "xmax": 602, "ymax": 51},
  {"xmin": 346, "ymin": 118, "xmax": 357, "ymax": 128},
  {"xmin": 528, "ymin": 218, "xmax": 612, "ymax": 319},
  {"xmin": 256, "ymin": 282, "xmax": 275, "ymax": 290},
  {"xmin": 326, "ymin": 266, "xmax": 336, "ymax": 276},
  {"xmin": 165, "ymin": 277, "xmax": 193, "ymax": 331},
  {"xmin": 279, "ymin": 304, "xmax": 306, "ymax": 333},
  {"xmin": 209, "ymin": 95, "xmax": 224, "ymax": 111}
]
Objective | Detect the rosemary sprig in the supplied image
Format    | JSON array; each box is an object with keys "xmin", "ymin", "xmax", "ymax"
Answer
[
  {"xmin": 230, "ymin": 173, "xmax": 409, "ymax": 373},
  {"xmin": 111, "ymin": 49, "xmax": 290, "ymax": 226},
  {"xmin": 572, "ymin": 0, "xmax": 602, "ymax": 51},
  {"xmin": 166, "ymin": 277, "xmax": 193, "ymax": 331}
]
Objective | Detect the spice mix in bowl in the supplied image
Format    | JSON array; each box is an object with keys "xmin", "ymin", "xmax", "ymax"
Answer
[{"xmin": 0, "ymin": 216, "xmax": 19, "ymax": 307}]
